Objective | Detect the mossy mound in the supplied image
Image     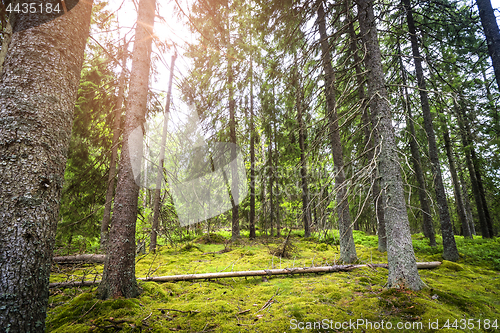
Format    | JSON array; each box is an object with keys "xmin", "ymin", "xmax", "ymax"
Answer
[{"xmin": 195, "ymin": 233, "xmax": 228, "ymax": 244}]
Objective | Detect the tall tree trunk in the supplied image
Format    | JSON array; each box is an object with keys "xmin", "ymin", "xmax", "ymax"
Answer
[
  {"xmin": 396, "ymin": 39, "xmax": 436, "ymax": 246},
  {"xmin": 97, "ymin": 0, "xmax": 156, "ymax": 300},
  {"xmin": 317, "ymin": 1, "xmax": 357, "ymax": 263},
  {"xmin": 357, "ymin": 0, "xmax": 425, "ymax": 290},
  {"xmin": 295, "ymin": 69, "xmax": 312, "ymax": 238},
  {"xmin": 442, "ymin": 123, "xmax": 472, "ymax": 238},
  {"xmin": 0, "ymin": 1, "xmax": 93, "ymax": 330},
  {"xmin": 274, "ymin": 121, "xmax": 281, "ymax": 237},
  {"xmin": 227, "ymin": 31, "xmax": 239, "ymax": 241},
  {"xmin": 150, "ymin": 53, "xmax": 176, "ymax": 253},
  {"xmin": 402, "ymin": 0, "xmax": 459, "ymax": 261},
  {"xmin": 268, "ymin": 135, "xmax": 274, "ymax": 237},
  {"xmin": 249, "ymin": 57, "xmax": 256, "ymax": 239},
  {"xmin": 458, "ymin": 161, "xmax": 476, "ymax": 235},
  {"xmin": 455, "ymin": 100, "xmax": 491, "ymax": 238},
  {"xmin": 476, "ymin": 0, "xmax": 500, "ymax": 91},
  {"xmin": 101, "ymin": 42, "xmax": 127, "ymax": 251},
  {"xmin": 346, "ymin": 1, "xmax": 386, "ymax": 251}
]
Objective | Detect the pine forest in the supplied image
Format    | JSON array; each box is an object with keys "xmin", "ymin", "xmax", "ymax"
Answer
[{"xmin": 1, "ymin": 0, "xmax": 500, "ymax": 331}]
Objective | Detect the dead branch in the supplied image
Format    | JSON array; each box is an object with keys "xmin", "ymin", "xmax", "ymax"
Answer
[
  {"xmin": 53, "ymin": 254, "xmax": 105, "ymax": 264},
  {"xmin": 48, "ymin": 262, "xmax": 441, "ymax": 288}
]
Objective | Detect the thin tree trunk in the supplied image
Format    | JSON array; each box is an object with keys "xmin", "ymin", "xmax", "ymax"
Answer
[
  {"xmin": 458, "ymin": 161, "xmax": 476, "ymax": 235},
  {"xmin": 402, "ymin": 0, "xmax": 459, "ymax": 261},
  {"xmin": 396, "ymin": 39, "xmax": 436, "ymax": 246},
  {"xmin": 97, "ymin": 0, "xmax": 156, "ymax": 300},
  {"xmin": 442, "ymin": 124, "xmax": 472, "ymax": 238},
  {"xmin": 295, "ymin": 69, "xmax": 312, "ymax": 238},
  {"xmin": 0, "ymin": 0, "xmax": 93, "ymax": 330},
  {"xmin": 317, "ymin": 1, "xmax": 357, "ymax": 263},
  {"xmin": 455, "ymin": 100, "xmax": 490, "ymax": 238},
  {"xmin": 346, "ymin": 1, "xmax": 386, "ymax": 250},
  {"xmin": 150, "ymin": 53, "xmax": 176, "ymax": 252},
  {"xmin": 274, "ymin": 121, "xmax": 281, "ymax": 237},
  {"xmin": 357, "ymin": 0, "xmax": 425, "ymax": 290},
  {"xmin": 249, "ymin": 56, "xmax": 256, "ymax": 239},
  {"xmin": 100, "ymin": 42, "xmax": 127, "ymax": 251},
  {"xmin": 227, "ymin": 29, "xmax": 239, "ymax": 241},
  {"xmin": 268, "ymin": 137, "xmax": 274, "ymax": 237},
  {"xmin": 476, "ymin": 0, "xmax": 500, "ymax": 91}
]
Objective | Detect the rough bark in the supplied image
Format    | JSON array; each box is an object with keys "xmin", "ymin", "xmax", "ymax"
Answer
[
  {"xmin": 100, "ymin": 43, "xmax": 127, "ymax": 251},
  {"xmin": 357, "ymin": 0, "xmax": 425, "ymax": 290},
  {"xmin": 476, "ymin": 0, "xmax": 500, "ymax": 91},
  {"xmin": 346, "ymin": 2, "xmax": 386, "ymax": 251},
  {"xmin": 97, "ymin": 0, "xmax": 156, "ymax": 300},
  {"xmin": 274, "ymin": 121, "xmax": 281, "ymax": 237},
  {"xmin": 150, "ymin": 53, "xmax": 176, "ymax": 253},
  {"xmin": 317, "ymin": 1, "xmax": 357, "ymax": 263},
  {"xmin": 0, "ymin": 1, "xmax": 93, "ymax": 330},
  {"xmin": 402, "ymin": 0, "xmax": 459, "ymax": 261},
  {"xmin": 396, "ymin": 40, "xmax": 436, "ymax": 246},
  {"xmin": 442, "ymin": 124, "xmax": 472, "ymax": 238}
]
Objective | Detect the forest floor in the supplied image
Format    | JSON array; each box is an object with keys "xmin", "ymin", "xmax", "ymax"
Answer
[{"xmin": 47, "ymin": 230, "xmax": 500, "ymax": 332}]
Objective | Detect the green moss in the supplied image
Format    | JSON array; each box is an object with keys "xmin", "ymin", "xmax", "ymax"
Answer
[
  {"xmin": 47, "ymin": 231, "xmax": 500, "ymax": 332},
  {"xmin": 441, "ymin": 260, "xmax": 465, "ymax": 271}
]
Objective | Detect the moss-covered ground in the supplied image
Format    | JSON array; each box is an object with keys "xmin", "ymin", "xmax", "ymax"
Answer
[{"xmin": 47, "ymin": 230, "xmax": 500, "ymax": 332}]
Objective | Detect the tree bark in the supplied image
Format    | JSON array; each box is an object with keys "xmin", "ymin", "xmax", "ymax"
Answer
[
  {"xmin": 457, "ymin": 161, "xmax": 476, "ymax": 235},
  {"xmin": 317, "ymin": 1, "xmax": 357, "ymax": 263},
  {"xmin": 442, "ymin": 124, "xmax": 472, "ymax": 238},
  {"xmin": 455, "ymin": 100, "xmax": 490, "ymax": 238},
  {"xmin": 346, "ymin": 1, "xmax": 386, "ymax": 251},
  {"xmin": 476, "ymin": 0, "xmax": 500, "ymax": 91},
  {"xmin": 97, "ymin": 0, "xmax": 156, "ymax": 300},
  {"xmin": 100, "ymin": 42, "xmax": 127, "ymax": 251},
  {"xmin": 396, "ymin": 39, "xmax": 436, "ymax": 246},
  {"xmin": 0, "ymin": 1, "xmax": 93, "ymax": 330},
  {"xmin": 53, "ymin": 254, "xmax": 106, "ymax": 264},
  {"xmin": 402, "ymin": 0, "xmax": 459, "ymax": 261},
  {"xmin": 295, "ymin": 68, "xmax": 312, "ymax": 238},
  {"xmin": 227, "ymin": 29, "xmax": 239, "ymax": 241},
  {"xmin": 150, "ymin": 53, "xmax": 176, "ymax": 253},
  {"xmin": 249, "ymin": 56, "xmax": 256, "ymax": 239},
  {"xmin": 357, "ymin": 0, "xmax": 425, "ymax": 290}
]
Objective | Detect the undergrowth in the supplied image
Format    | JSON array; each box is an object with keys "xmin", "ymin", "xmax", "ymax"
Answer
[{"xmin": 47, "ymin": 231, "xmax": 500, "ymax": 332}]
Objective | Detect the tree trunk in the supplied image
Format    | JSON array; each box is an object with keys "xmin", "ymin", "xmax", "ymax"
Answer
[
  {"xmin": 402, "ymin": 0, "xmax": 459, "ymax": 261},
  {"xmin": 97, "ymin": 0, "xmax": 156, "ymax": 300},
  {"xmin": 100, "ymin": 42, "xmax": 127, "ymax": 251},
  {"xmin": 228, "ymin": 31, "xmax": 239, "ymax": 241},
  {"xmin": 357, "ymin": 0, "xmax": 425, "ymax": 290},
  {"xmin": 150, "ymin": 53, "xmax": 176, "ymax": 253},
  {"xmin": 346, "ymin": 2, "xmax": 386, "ymax": 251},
  {"xmin": 317, "ymin": 1, "xmax": 357, "ymax": 263},
  {"xmin": 396, "ymin": 39, "xmax": 436, "ymax": 246},
  {"xmin": 476, "ymin": 0, "xmax": 500, "ymax": 91},
  {"xmin": 458, "ymin": 161, "xmax": 476, "ymax": 235},
  {"xmin": 442, "ymin": 124, "xmax": 472, "ymax": 238},
  {"xmin": 455, "ymin": 100, "xmax": 491, "ymax": 238},
  {"xmin": 0, "ymin": 1, "xmax": 93, "ymax": 330},
  {"xmin": 274, "ymin": 121, "xmax": 281, "ymax": 237},
  {"xmin": 295, "ymin": 69, "xmax": 312, "ymax": 238},
  {"xmin": 249, "ymin": 57, "xmax": 256, "ymax": 239}
]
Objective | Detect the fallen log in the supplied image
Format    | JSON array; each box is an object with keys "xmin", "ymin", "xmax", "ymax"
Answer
[
  {"xmin": 49, "ymin": 262, "xmax": 441, "ymax": 288},
  {"xmin": 53, "ymin": 254, "xmax": 106, "ymax": 264}
]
